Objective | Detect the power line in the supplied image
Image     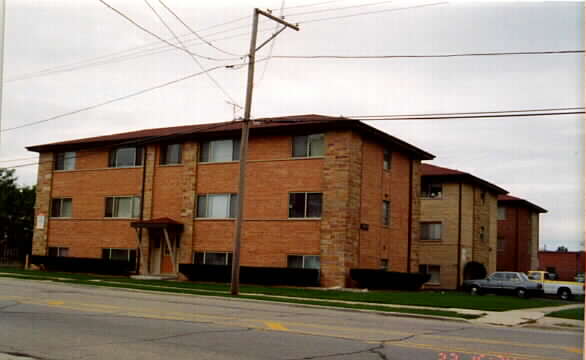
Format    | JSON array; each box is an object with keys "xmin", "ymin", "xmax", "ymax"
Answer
[
  {"xmin": 1, "ymin": 64, "xmax": 229, "ymax": 133},
  {"xmin": 97, "ymin": 0, "xmax": 240, "ymax": 62},
  {"xmin": 273, "ymin": 49, "xmax": 585, "ymax": 60},
  {"xmin": 285, "ymin": 0, "xmax": 396, "ymax": 17},
  {"xmin": 257, "ymin": 0, "xmax": 286, "ymax": 85},
  {"xmin": 157, "ymin": 0, "xmax": 243, "ymax": 57},
  {"xmin": 143, "ymin": 0, "xmax": 239, "ymax": 106}
]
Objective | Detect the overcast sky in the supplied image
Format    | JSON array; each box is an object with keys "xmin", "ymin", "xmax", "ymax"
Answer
[{"xmin": 0, "ymin": 0, "xmax": 583, "ymax": 251}]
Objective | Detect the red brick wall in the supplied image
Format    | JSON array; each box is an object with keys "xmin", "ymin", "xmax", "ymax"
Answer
[
  {"xmin": 538, "ymin": 251, "xmax": 585, "ymax": 280},
  {"xmin": 497, "ymin": 206, "xmax": 532, "ymax": 272}
]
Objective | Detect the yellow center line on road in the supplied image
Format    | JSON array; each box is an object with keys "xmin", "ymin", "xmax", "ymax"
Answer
[{"xmin": 264, "ymin": 322, "xmax": 288, "ymax": 331}]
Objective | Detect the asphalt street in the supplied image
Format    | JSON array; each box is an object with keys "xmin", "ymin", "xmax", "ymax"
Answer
[{"xmin": 0, "ymin": 277, "xmax": 582, "ymax": 360}]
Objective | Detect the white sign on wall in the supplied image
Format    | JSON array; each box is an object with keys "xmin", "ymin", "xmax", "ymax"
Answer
[{"xmin": 36, "ymin": 215, "xmax": 45, "ymax": 229}]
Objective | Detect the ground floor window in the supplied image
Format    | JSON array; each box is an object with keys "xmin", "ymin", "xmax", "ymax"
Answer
[
  {"xmin": 102, "ymin": 248, "xmax": 137, "ymax": 263},
  {"xmin": 287, "ymin": 255, "xmax": 320, "ymax": 269},
  {"xmin": 48, "ymin": 247, "xmax": 69, "ymax": 257},
  {"xmin": 420, "ymin": 222, "xmax": 442, "ymax": 241},
  {"xmin": 419, "ymin": 264, "xmax": 440, "ymax": 284},
  {"xmin": 194, "ymin": 251, "xmax": 232, "ymax": 265}
]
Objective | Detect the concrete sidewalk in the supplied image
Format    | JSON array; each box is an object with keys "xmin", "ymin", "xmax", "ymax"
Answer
[{"xmin": 471, "ymin": 303, "xmax": 584, "ymax": 327}]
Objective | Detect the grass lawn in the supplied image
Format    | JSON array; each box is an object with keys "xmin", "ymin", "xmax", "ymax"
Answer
[
  {"xmin": 546, "ymin": 307, "xmax": 584, "ymax": 321},
  {"xmin": 0, "ymin": 267, "xmax": 570, "ymax": 314}
]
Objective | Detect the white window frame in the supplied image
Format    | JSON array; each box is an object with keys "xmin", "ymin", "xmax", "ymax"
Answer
[
  {"xmin": 196, "ymin": 194, "xmax": 238, "ymax": 218},
  {"xmin": 50, "ymin": 198, "xmax": 72, "ymax": 218},
  {"xmin": 193, "ymin": 251, "xmax": 232, "ymax": 265},
  {"xmin": 48, "ymin": 247, "xmax": 69, "ymax": 257},
  {"xmin": 200, "ymin": 139, "xmax": 240, "ymax": 163},
  {"xmin": 292, "ymin": 134, "xmax": 325, "ymax": 158},
  {"xmin": 288, "ymin": 192, "xmax": 323, "ymax": 219},
  {"xmin": 109, "ymin": 147, "xmax": 143, "ymax": 168},
  {"xmin": 105, "ymin": 196, "xmax": 141, "ymax": 218},
  {"xmin": 55, "ymin": 151, "xmax": 76, "ymax": 171},
  {"xmin": 287, "ymin": 255, "xmax": 321, "ymax": 269},
  {"xmin": 420, "ymin": 222, "xmax": 442, "ymax": 241}
]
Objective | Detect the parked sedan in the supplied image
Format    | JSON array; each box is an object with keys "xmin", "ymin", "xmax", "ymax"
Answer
[{"xmin": 463, "ymin": 272, "xmax": 544, "ymax": 298}]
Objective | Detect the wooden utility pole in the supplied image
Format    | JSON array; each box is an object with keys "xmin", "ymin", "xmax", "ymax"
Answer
[{"xmin": 231, "ymin": 9, "xmax": 299, "ymax": 295}]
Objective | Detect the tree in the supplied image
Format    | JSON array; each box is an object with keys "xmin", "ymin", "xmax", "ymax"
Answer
[{"xmin": 0, "ymin": 169, "xmax": 35, "ymax": 258}]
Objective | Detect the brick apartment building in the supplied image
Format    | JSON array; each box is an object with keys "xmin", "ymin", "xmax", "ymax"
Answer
[
  {"xmin": 538, "ymin": 251, "xmax": 584, "ymax": 281},
  {"xmin": 27, "ymin": 115, "xmax": 434, "ymax": 287},
  {"xmin": 416, "ymin": 164, "xmax": 507, "ymax": 289},
  {"xmin": 496, "ymin": 195, "xmax": 547, "ymax": 273}
]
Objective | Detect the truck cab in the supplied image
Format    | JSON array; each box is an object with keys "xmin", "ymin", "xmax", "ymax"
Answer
[{"xmin": 528, "ymin": 270, "xmax": 585, "ymax": 300}]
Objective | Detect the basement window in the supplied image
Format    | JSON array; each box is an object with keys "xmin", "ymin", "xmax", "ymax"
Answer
[
  {"xmin": 160, "ymin": 143, "xmax": 182, "ymax": 165},
  {"xmin": 194, "ymin": 251, "xmax": 232, "ymax": 265},
  {"xmin": 419, "ymin": 264, "xmax": 440, "ymax": 284},
  {"xmin": 54, "ymin": 151, "xmax": 76, "ymax": 171},
  {"xmin": 105, "ymin": 196, "xmax": 141, "ymax": 218},
  {"xmin": 420, "ymin": 222, "xmax": 442, "ymax": 241},
  {"xmin": 289, "ymin": 192, "xmax": 322, "ymax": 218},
  {"xmin": 292, "ymin": 134, "xmax": 325, "ymax": 158},
  {"xmin": 50, "ymin": 198, "xmax": 72, "ymax": 218},
  {"xmin": 287, "ymin": 255, "xmax": 320, "ymax": 269},
  {"xmin": 196, "ymin": 194, "xmax": 238, "ymax": 218},
  {"xmin": 48, "ymin": 247, "xmax": 69, "ymax": 257},
  {"xmin": 102, "ymin": 248, "xmax": 137, "ymax": 263},
  {"xmin": 200, "ymin": 139, "xmax": 240, "ymax": 163},
  {"xmin": 109, "ymin": 147, "xmax": 144, "ymax": 168}
]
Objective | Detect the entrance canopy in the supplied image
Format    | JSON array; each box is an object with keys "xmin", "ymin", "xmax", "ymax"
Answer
[{"xmin": 130, "ymin": 217, "xmax": 184, "ymax": 232}]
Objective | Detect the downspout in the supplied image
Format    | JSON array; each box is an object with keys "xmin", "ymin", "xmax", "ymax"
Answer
[
  {"xmin": 515, "ymin": 208, "xmax": 520, "ymax": 271},
  {"xmin": 456, "ymin": 182, "xmax": 463, "ymax": 287},
  {"xmin": 137, "ymin": 146, "xmax": 148, "ymax": 274},
  {"xmin": 406, "ymin": 160, "xmax": 413, "ymax": 273}
]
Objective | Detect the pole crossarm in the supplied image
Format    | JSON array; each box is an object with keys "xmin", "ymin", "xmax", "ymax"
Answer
[{"xmin": 257, "ymin": 9, "xmax": 300, "ymax": 31}]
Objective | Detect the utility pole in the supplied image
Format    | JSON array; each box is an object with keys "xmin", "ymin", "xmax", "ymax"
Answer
[{"xmin": 231, "ymin": 9, "xmax": 299, "ymax": 295}]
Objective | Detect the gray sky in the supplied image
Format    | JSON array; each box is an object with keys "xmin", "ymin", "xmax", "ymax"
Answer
[{"xmin": 0, "ymin": 0, "xmax": 583, "ymax": 251}]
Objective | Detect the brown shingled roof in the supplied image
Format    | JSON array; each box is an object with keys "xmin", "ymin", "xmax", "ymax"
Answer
[
  {"xmin": 26, "ymin": 114, "xmax": 435, "ymax": 160},
  {"xmin": 498, "ymin": 194, "xmax": 547, "ymax": 213},
  {"xmin": 421, "ymin": 163, "xmax": 508, "ymax": 195}
]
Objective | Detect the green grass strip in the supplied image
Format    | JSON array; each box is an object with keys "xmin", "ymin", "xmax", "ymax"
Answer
[{"xmin": 546, "ymin": 307, "xmax": 584, "ymax": 321}]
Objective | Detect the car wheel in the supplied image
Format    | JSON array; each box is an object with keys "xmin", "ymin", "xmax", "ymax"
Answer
[
  {"xmin": 558, "ymin": 288, "xmax": 572, "ymax": 300},
  {"xmin": 470, "ymin": 286, "xmax": 481, "ymax": 296},
  {"xmin": 516, "ymin": 288, "xmax": 528, "ymax": 298}
]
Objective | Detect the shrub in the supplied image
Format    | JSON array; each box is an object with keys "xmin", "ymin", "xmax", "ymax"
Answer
[
  {"xmin": 350, "ymin": 269, "xmax": 431, "ymax": 290},
  {"xmin": 30, "ymin": 255, "xmax": 135, "ymax": 275},
  {"xmin": 179, "ymin": 264, "xmax": 320, "ymax": 287}
]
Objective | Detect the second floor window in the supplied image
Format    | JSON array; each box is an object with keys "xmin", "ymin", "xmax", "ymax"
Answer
[
  {"xmin": 497, "ymin": 207, "xmax": 506, "ymax": 220},
  {"xmin": 109, "ymin": 147, "xmax": 143, "ymax": 168},
  {"xmin": 197, "ymin": 194, "xmax": 238, "ymax": 218},
  {"xmin": 382, "ymin": 200, "xmax": 390, "ymax": 226},
  {"xmin": 292, "ymin": 134, "xmax": 325, "ymax": 158},
  {"xmin": 289, "ymin": 192, "xmax": 322, "ymax": 218},
  {"xmin": 105, "ymin": 196, "xmax": 141, "ymax": 218},
  {"xmin": 160, "ymin": 144, "xmax": 182, "ymax": 165},
  {"xmin": 421, "ymin": 179, "xmax": 442, "ymax": 199},
  {"xmin": 55, "ymin": 151, "xmax": 76, "ymax": 171},
  {"xmin": 200, "ymin": 139, "xmax": 240, "ymax": 163},
  {"xmin": 420, "ymin": 222, "xmax": 442, "ymax": 241},
  {"xmin": 383, "ymin": 149, "xmax": 392, "ymax": 170},
  {"xmin": 51, "ymin": 198, "xmax": 72, "ymax": 218}
]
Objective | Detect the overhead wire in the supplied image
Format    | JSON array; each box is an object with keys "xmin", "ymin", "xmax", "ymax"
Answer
[
  {"xmin": 142, "ymin": 0, "xmax": 240, "ymax": 106},
  {"xmin": 257, "ymin": 0, "xmax": 286, "ymax": 86},
  {"xmin": 272, "ymin": 50, "xmax": 585, "ymax": 60}
]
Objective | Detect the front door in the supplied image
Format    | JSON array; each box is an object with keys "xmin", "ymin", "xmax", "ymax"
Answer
[
  {"xmin": 149, "ymin": 229, "xmax": 178, "ymax": 274},
  {"xmin": 149, "ymin": 236, "xmax": 162, "ymax": 274}
]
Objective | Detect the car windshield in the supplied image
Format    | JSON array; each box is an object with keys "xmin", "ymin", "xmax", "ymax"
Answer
[
  {"xmin": 518, "ymin": 273, "xmax": 529, "ymax": 281},
  {"xmin": 527, "ymin": 273, "xmax": 540, "ymax": 280}
]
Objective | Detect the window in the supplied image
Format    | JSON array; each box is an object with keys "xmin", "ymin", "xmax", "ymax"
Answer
[
  {"xmin": 497, "ymin": 236, "xmax": 505, "ymax": 251},
  {"xmin": 200, "ymin": 139, "xmax": 240, "ymax": 163},
  {"xmin": 421, "ymin": 179, "xmax": 442, "ymax": 199},
  {"xmin": 287, "ymin": 255, "xmax": 320, "ymax": 269},
  {"xmin": 194, "ymin": 251, "xmax": 232, "ymax": 265},
  {"xmin": 197, "ymin": 194, "xmax": 238, "ymax": 218},
  {"xmin": 109, "ymin": 147, "xmax": 143, "ymax": 167},
  {"xmin": 383, "ymin": 149, "xmax": 392, "ymax": 170},
  {"xmin": 50, "ymin": 198, "xmax": 72, "ymax": 218},
  {"xmin": 420, "ymin": 222, "xmax": 442, "ymax": 241},
  {"xmin": 380, "ymin": 259, "xmax": 389, "ymax": 270},
  {"xmin": 479, "ymin": 226, "xmax": 486, "ymax": 242},
  {"xmin": 497, "ymin": 207, "xmax": 506, "ymax": 220},
  {"xmin": 48, "ymin": 247, "xmax": 69, "ymax": 257},
  {"xmin": 382, "ymin": 200, "xmax": 390, "ymax": 226},
  {"xmin": 292, "ymin": 134, "xmax": 325, "ymax": 158},
  {"xmin": 102, "ymin": 248, "xmax": 137, "ymax": 263},
  {"xmin": 55, "ymin": 151, "xmax": 76, "ymax": 171},
  {"xmin": 289, "ymin": 192, "xmax": 323, "ymax": 218},
  {"xmin": 105, "ymin": 196, "xmax": 141, "ymax": 218},
  {"xmin": 160, "ymin": 144, "xmax": 182, "ymax": 165},
  {"xmin": 419, "ymin": 264, "xmax": 440, "ymax": 284}
]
